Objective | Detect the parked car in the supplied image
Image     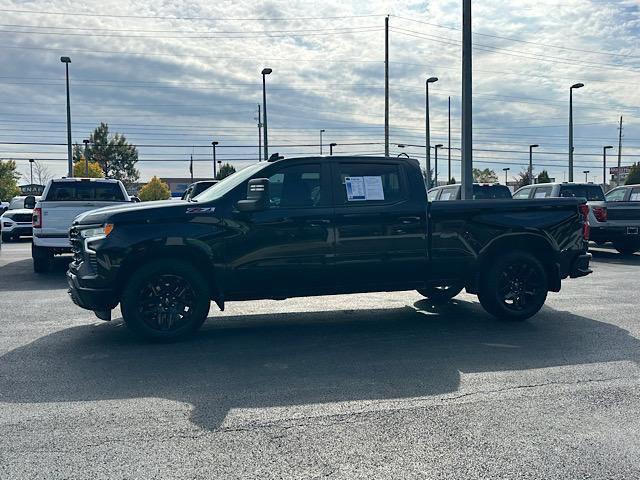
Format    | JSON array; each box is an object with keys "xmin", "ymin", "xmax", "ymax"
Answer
[
  {"xmin": 0, "ymin": 196, "xmax": 40, "ymax": 242},
  {"xmin": 67, "ymin": 156, "xmax": 592, "ymax": 340},
  {"xmin": 181, "ymin": 180, "xmax": 219, "ymax": 201},
  {"xmin": 0, "ymin": 201, "xmax": 8, "ymax": 214},
  {"xmin": 427, "ymin": 183, "xmax": 512, "ymax": 201},
  {"xmin": 32, "ymin": 178, "xmax": 132, "ymax": 273},
  {"xmin": 513, "ymin": 182, "xmax": 607, "ymax": 233},
  {"xmin": 588, "ymin": 185, "xmax": 640, "ymax": 255}
]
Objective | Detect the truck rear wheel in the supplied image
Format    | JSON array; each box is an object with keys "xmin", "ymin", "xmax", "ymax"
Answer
[
  {"xmin": 478, "ymin": 251, "xmax": 548, "ymax": 321},
  {"xmin": 32, "ymin": 244, "xmax": 52, "ymax": 273},
  {"xmin": 120, "ymin": 259, "xmax": 211, "ymax": 341},
  {"xmin": 614, "ymin": 241, "xmax": 639, "ymax": 256},
  {"xmin": 417, "ymin": 283, "xmax": 464, "ymax": 304}
]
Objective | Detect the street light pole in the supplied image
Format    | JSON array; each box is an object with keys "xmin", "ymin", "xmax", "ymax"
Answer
[
  {"xmin": 60, "ymin": 56, "xmax": 73, "ymax": 177},
  {"xmin": 261, "ymin": 68, "xmax": 272, "ymax": 161},
  {"xmin": 256, "ymin": 104, "xmax": 262, "ymax": 162},
  {"xmin": 425, "ymin": 76, "xmax": 438, "ymax": 190},
  {"xmin": 434, "ymin": 144, "xmax": 443, "ymax": 186},
  {"xmin": 448, "ymin": 96, "xmax": 451, "ymax": 183},
  {"xmin": 503, "ymin": 167, "xmax": 510, "ymax": 185},
  {"xmin": 330, "ymin": 143, "xmax": 337, "ymax": 156},
  {"xmin": 211, "ymin": 141, "xmax": 218, "ymax": 179},
  {"xmin": 461, "ymin": 0, "xmax": 473, "ymax": 200},
  {"xmin": 583, "ymin": 170, "xmax": 590, "ymax": 182},
  {"xmin": 29, "ymin": 159, "xmax": 34, "ymax": 185},
  {"xmin": 602, "ymin": 145, "xmax": 613, "ymax": 190},
  {"xmin": 82, "ymin": 138, "xmax": 90, "ymax": 176},
  {"xmin": 529, "ymin": 144, "xmax": 539, "ymax": 184},
  {"xmin": 569, "ymin": 82, "xmax": 584, "ymax": 182},
  {"xmin": 320, "ymin": 129, "xmax": 325, "ymax": 155}
]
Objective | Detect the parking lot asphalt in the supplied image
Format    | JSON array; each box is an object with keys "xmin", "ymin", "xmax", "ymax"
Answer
[{"xmin": 1, "ymin": 240, "xmax": 639, "ymax": 479}]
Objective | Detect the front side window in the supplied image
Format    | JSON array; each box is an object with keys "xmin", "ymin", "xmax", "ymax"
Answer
[
  {"xmin": 268, "ymin": 163, "xmax": 325, "ymax": 208},
  {"xmin": 606, "ymin": 188, "xmax": 627, "ymax": 202},
  {"xmin": 336, "ymin": 163, "xmax": 403, "ymax": 204},
  {"xmin": 438, "ymin": 187, "xmax": 458, "ymax": 201}
]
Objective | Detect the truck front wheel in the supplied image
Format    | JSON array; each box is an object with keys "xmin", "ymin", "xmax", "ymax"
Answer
[
  {"xmin": 120, "ymin": 259, "xmax": 211, "ymax": 341},
  {"xmin": 478, "ymin": 251, "xmax": 548, "ymax": 321},
  {"xmin": 32, "ymin": 244, "xmax": 52, "ymax": 273},
  {"xmin": 417, "ymin": 283, "xmax": 464, "ymax": 304}
]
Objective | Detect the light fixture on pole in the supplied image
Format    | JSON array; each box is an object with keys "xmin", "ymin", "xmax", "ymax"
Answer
[
  {"xmin": 528, "ymin": 144, "xmax": 539, "ymax": 184},
  {"xmin": 425, "ymin": 76, "xmax": 438, "ymax": 190},
  {"xmin": 60, "ymin": 56, "xmax": 73, "ymax": 177},
  {"xmin": 569, "ymin": 82, "xmax": 584, "ymax": 182},
  {"xmin": 211, "ymin": 141, "xmax": 218, "ymax": 179},
  {"xmin": 434, "ymin": 144, "xmax": 443, "ymax": 185},
  {"xmin": 320, "ymin": 129, "xmax": 325, "ymax": 155},
  {"xmin": 583, "ymin": 170, "xmax": 590, "ymax": 182},
  {"xmin": 329, "ymin": 142, "xmax": 337, "ymax": 156},
  {"xmin": 29, "ymin": 158, "xmax": 34, "ymax": 185},
  {"xmin": 261, "ymin": 68, "xmax": 272, "ymax": 161},
  {"xmin": 602, "ymin": 145, "xmax": 613, "ymax": 190},
  {"xmin": 503, "ymin": 167, "xmax": 510, "ymax": 185}
]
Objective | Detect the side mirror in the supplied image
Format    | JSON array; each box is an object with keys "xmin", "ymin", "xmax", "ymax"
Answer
[
  {"xmin": 130, "ymin": 196, "xmax": 140, "ymax": 203},
  {"xmin": 24, "ymin": 195, "xmax": 36, "ymax": 209},
  {"xmin": 237, "ymin": 178, "xmax": 270, "ymax": 212}
]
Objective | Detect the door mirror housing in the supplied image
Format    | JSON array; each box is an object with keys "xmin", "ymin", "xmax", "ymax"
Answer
[
  {"xmin": 130, "ymin": 196, "xmax": 140, "ymax": 203},
  {"xmin": 24, "ymin": 195, "xmax": 36, "ymax": 209},
  {"xmin": 237, "ymin": 178, "xmax": 270, "ymax": 212}
]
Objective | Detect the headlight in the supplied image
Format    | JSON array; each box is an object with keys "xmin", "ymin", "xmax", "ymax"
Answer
[{"xmin": 80, "ymin": 224, "xmax": 114, "ymax": 239}]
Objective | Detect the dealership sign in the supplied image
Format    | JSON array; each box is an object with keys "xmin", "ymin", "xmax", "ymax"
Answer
[
  {"xmin": 19, "ymin": 184, "xmax": 45, "ymax": 195},
  {"xmin": 610, "ymin": 166, "xmax": 632, "ymax": 175}
]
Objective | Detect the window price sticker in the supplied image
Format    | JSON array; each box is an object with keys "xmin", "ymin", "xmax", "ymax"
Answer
[{"xmin": 345, "ymin": 176, "xmax": 384, "ymax": 201}]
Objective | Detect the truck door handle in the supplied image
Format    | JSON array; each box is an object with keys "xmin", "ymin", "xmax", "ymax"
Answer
[
  {"xmin": 398, "ymin": 216, "xmax": 421, "ymax": 224},
  {"xmin": 306, "ymin": 219, "xmax": 331, "ymax": 226}
]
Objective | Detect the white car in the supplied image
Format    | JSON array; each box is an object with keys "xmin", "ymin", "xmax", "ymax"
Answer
[
  {"xmin": 32, "ymin": 178, "xmax": 132, "ymax": 272},
  {"xmin": 0, "ymin": 196, "xmax": 40, "ymax": 242}
]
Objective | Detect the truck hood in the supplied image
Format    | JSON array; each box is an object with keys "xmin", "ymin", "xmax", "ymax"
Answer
[{"xmin": 73, "ymin": 200, "xmax": 202, "ymax": 225}]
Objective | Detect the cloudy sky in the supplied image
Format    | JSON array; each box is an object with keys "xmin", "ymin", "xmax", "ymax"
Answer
[{"xmin": 1, "ymin": 0, "xmax": 639, "ymax": 185}]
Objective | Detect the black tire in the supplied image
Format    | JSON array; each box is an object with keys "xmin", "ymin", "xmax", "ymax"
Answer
[
  {"xmin": 32, "ymin": 244, "xmax": 52, "ymax": 273},
  {"xmin": 120, "ymin": 259, "xmax": 211, "ymax": 341},
  {"xmin": 478, "ymin": 251, "xmax": 548, "ymax": 322},
  {"xmin": 614, "ymin": 241, "xmax": 639, "ymax": 256},
  {"xmin": 417, "ymin": 283, "xmax": 464, "ymax": 304}
]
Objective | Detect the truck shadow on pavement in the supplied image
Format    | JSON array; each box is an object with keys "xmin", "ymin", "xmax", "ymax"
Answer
[
  {"xmin": 1, "ymin": 299, "xmax": 638, "ymax": 431},
  {"xmin": 589, "ymin": 248, "xmax": 640, "ymax": 265},
  {"xmin": 0, "ymin": 257, "xmax": 71, "ymax": 292}
]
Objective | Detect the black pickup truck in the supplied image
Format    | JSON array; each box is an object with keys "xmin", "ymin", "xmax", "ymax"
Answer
[{"xmin": 67, "ymin": 156, "xmax": 592, "ymax": 340}]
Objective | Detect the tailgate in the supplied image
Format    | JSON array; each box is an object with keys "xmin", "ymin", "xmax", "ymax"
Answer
[
  {"xmin": 39, "ymin": 201, "xmax": 119, "ymax": 236},
  {"xmin": 607, "ymin": 202, "xmax": 640, "ymax": 225}
]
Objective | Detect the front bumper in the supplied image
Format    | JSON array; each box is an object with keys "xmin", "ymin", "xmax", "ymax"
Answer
[
  {"xmin": 67, "ymin": 270, "xmax": 117, "ymax": 315},
  {"xmin": 2, "ymin": 225, "xmax": 32, "ymax": 236},
  {"xmin": 569, "ymin": 253, "xmax": 592, "ymax": 278}
]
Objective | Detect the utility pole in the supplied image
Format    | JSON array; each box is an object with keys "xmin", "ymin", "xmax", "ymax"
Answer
[
  {"xmin": 617, "ymin": 115, "xmax": 623, "ymax": 185},
  {"xmin": 384, "ymin": 15, "xmax": 389, "ymax": 157},
  {"xmin": 460, "ymin": 0, "xmax": 473, "ymax": 200},
  {"xmin": 211, "ymin": 141, "xmax": 218, "ymax": 179},
  {"xmin": 257, "ymin": 104, "xmax": 262, "ymax": 162},
  {"xmin": 448, "ymin": 96, "xmax": 451, "ymax": 183},
  {"xmin": 603, "ymin": 145, "xmax": 613, "ymax": 190}
]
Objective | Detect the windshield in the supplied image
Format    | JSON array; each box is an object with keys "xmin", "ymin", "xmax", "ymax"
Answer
[{"xmin": 194, "ymin": 163, "xmax": 269, "ymax": 202}]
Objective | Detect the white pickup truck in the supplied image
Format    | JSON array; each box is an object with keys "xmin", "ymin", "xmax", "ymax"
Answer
[{"xmin": 32, "ymin": 178, "xmax": 132, "ymax": 272}]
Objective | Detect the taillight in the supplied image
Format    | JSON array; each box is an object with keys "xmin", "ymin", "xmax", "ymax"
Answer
[
  {"xmin": 32, "ymin": 207, "xmax": 42, "ymax": 228},
  {"xmin": 579, "ymin": 204, "xmax": 590, "ymax": 240},
  {"xmin": 592, "ymin": 206, "xmax": 607, "ymax": 223}
]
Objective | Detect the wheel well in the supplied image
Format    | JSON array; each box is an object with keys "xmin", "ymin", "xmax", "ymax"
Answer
[
  {"xmin": 114, "ymin": 246, "xmax": 218, "ymax": 299},
  {"xmin": 470, "ymin": 234, "xmax": 560, "ymax": 293}
]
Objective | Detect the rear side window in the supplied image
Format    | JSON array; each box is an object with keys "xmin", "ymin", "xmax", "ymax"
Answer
[
  {"xmin": 427, "ymin": 189, "xmax": 439, "ymax": 202},
  {"xmin": 46, "ymin": 182, "xmax": 126, "ymax": 201},
  {"xmin": 513, "ymin": 187, "xmax": 532, "ymax": 199},
  {"xmin": 559, "ymin": 185, "xmax": 605, "ymax": 201},
  {"xmin": 473, "ymin": 185, "xmax": 512, "ymax": 199},
  {"xmin": 532, "ymin": 186, "xmax": 553, "ymax": 198},
  {"xmin": 438, "ymin": 186, "xmax": 459, "ymax": 201},
  {"xmin": 336, "ymin": 163, "xmax": 403, "ymax": 204},
  {"xmin": 605, "ymin": 188, "xmax": 627, "ymax": 202}
]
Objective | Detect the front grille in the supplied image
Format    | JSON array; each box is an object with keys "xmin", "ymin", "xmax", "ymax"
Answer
[
  {"xmin": 13, "ymin": 213, "xmax": 32, "ymax": 223},
  {"xmin": 608, "ymin": 208, "xmax": 640, "ymax": 221},
  {"xmin": 69, "ymin": 227, "xmax": 84, "ymax": 266}
]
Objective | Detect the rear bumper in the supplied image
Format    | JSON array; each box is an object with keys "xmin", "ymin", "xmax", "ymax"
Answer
[
  {"xmin": 67, "ymin": 270, "xmax": 117, "ymax": 315},
  {"xmin": 33, "ymin": 233, "xmax": 71, "ymax": 249},
  {"xmin": 569, "ymin": 253, "xmax": 592, "ymax": 278},
  {"xmin": 590, "ymin": 225, "xmax": 640, "ymax": 243}
]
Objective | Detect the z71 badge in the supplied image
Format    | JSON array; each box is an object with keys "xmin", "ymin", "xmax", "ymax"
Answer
[{"xmin": 186, "ymin": 207, "xmax": 215, "ymax": 214}]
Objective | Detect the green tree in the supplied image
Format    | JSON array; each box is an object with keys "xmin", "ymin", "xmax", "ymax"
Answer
[
  {"xmin": 514, "ymin": 170, "xmax": 533, "ymax": 190},
  {"xmin": 625, "ymin": 163, "xmax": 640, "ymax": 185},
  {"xmin": 536, "ymin": 170, "xmax": 551, "ymax": 184},
  {"xmin": 472, "ymin": 168, "xmax": 498, "ymax": 183},
  {"xmin": 216, "ymin": 163, "xmax": 236, "ymax": 180},
  {"xmin": 73, "ymin": 158, "xmax": 104, "ymax": 178},
  {"xmin": 138, "ymin": 176, "xmax": 171, "ymax": 201},
  {"xmin": 73, "ymin": 122, "xmax": 140, "ymax": 187},
  {"xmin": 0, "ymin": 159, "xmax": 20, "ymax": 201}
]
